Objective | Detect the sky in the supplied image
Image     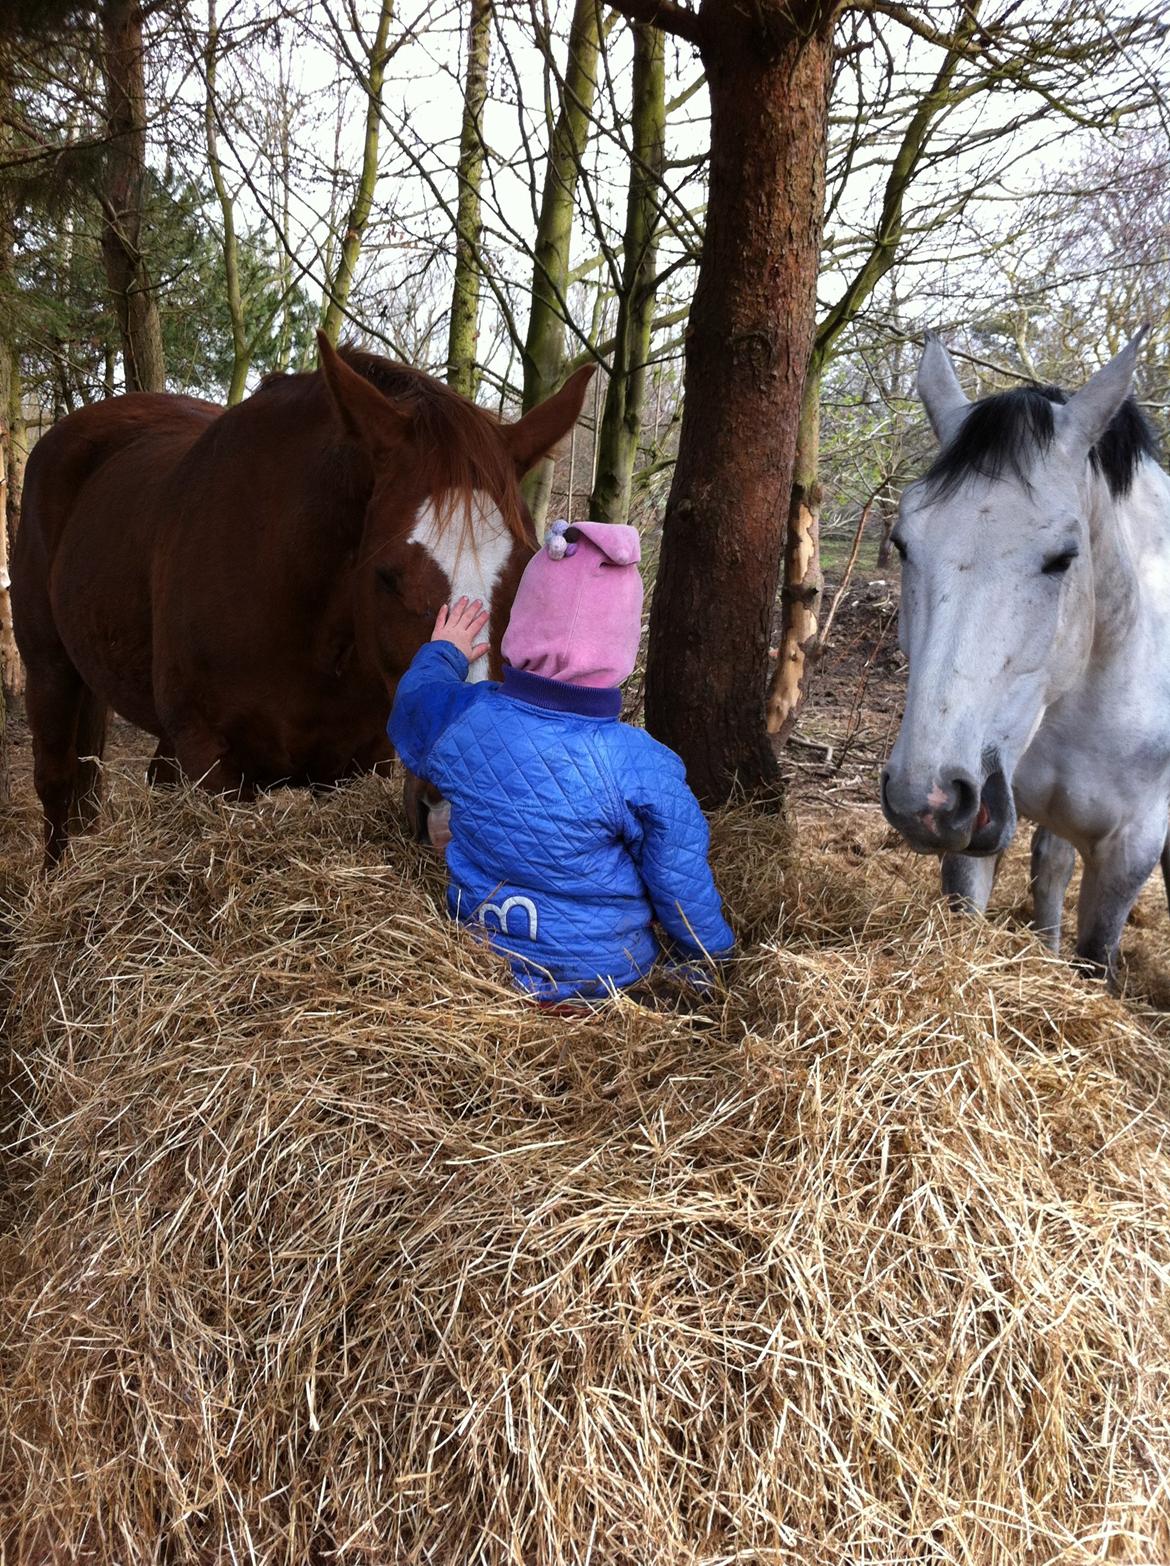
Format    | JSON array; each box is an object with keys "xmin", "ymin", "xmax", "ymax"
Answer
[{"xmin": 156, "ymin": 0, "xmax": 1169, "ymax": 400}]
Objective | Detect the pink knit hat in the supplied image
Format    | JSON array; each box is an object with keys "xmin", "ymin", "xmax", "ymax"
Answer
[{"xmin": 501, "ymin": 520, "xmax": 643, "ymax": 688}]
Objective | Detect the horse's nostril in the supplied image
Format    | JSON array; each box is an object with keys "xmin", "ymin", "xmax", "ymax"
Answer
[{"xmin": 950, "ymin": 775, "xmax": 977, "ymax": 820}]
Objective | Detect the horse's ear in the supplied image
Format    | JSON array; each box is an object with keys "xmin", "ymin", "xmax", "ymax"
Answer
[
  {"xmin": 918, "ymin": 332, "xmax": 970, "ymax": 443},
  {"xmin": 506, "ymin": 365, "xmax": 596, "ymax": 475},
  {"xmin": 1061, "ymin": 327, "xmax": 1149, "ymax": 452},
  {"xmin": 316, "ymin": 330, "xmax": 410, "ymax": 454}
]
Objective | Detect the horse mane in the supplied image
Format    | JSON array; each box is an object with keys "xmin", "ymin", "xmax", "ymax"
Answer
[
  {"xmin": 340, "ymin": 347, "xmax": 530, "ymax": 543},
  {"xmin": 924, "ymin": 382, "xmax": 1160, "ymax": 502}
]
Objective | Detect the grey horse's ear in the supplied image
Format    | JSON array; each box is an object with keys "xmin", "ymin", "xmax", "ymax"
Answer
[
  {"xmin": 1061, "ymin": 327, "xmax": 1150, "ymax": 451},
  {"xmin": 917, "ymin": 331, "xmax": 970, "ymax": 443}
]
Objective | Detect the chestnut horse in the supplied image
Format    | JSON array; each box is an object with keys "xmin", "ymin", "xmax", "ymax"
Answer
[{"xmin": 13, "ymin": 331, "xmax": 593, "ymax": 863}]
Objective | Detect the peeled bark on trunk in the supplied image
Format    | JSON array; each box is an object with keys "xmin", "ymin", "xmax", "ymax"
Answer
[
  {"xmin": 520, "ymin": 0, "xmax": 603, "ymax": 528},
  {"xmin": 99, "ymin": 0, "xmax": 166, "ymax": 393},
  {"xmin": 0, "ymin": 441, "xmax": 9, "ymax": 805},
  {"xmin": 642, "ymin": 9, "xmax": 835, "ymax": 804},
  {"xmin": 766, "ymin": 362, "xmax": 822, "ymax": 742},
  {"xmin": 0, "ymin": 422, "xmax": 16, "ymax": 711},
  {"xmin": 320, "ymin": 0, "xmax": 395, "ymax": 346},
  {"xmin": 446, "ymin": 0, "xmax": 492, "ymax": 399},
  {"xmin": 589, "ymin": 23, "xmax": 664, "ymax": 524},
  {"xmin": 0, "ymin": 348, "xmax": 12, "ymax": 805}
]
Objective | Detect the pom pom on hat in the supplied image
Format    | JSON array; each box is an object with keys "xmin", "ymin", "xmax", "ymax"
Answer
[{"xmin": 544, "ymin": 518, "xmax": 578, "ymax": 560}]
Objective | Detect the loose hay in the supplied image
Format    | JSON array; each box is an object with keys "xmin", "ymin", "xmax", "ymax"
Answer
[{"xmin": 1, "ymin": 777, "xmax": 1169, "ymax": 1565}]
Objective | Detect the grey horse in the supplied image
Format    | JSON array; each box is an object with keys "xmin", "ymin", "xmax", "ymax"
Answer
[{"xmin": 882, "ymin": 329, "xmax": 1170, "ymax": 981}]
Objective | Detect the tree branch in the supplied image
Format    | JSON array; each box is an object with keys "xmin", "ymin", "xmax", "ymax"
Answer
[{"xmin": 604, "ymin": 0, "xmax": 704, "ymax": 47}]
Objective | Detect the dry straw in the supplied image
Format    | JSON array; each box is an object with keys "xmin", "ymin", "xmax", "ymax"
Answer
[{"xmin": 1, "ymin": 775, "xmax": 1168, "ymax": 1564}]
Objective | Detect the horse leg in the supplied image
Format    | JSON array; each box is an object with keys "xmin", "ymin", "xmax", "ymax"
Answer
[
  {"xmin": 403, "ymin": 769, "xmax": 448, "ymax": 849},
  {"xmin": 147, "ymin": 737, "xmax": 183, "ymax": 788},
  {"xmin": 940, "ymin": 851, "xmax": 998, "ymax": 914},
  {"xmin": 170, "ymin": 726, "xmax": 249, "ymax": 796},
  {"xmin": 1029, "ymin": 827, "xmax": 1077, "ymax": 952},
  {"xmin": 24, "ymin": 658, "xmax": 108, "ymax": 867},
  {"xmin": 1074, "ymin": 817, "xmax": 1165, "ymax": 986}
]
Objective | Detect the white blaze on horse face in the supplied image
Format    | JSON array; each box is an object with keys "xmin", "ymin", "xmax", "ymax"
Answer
[{"xmin": 409, "ymin": 491, "xmax": 513, "ymax": 683}]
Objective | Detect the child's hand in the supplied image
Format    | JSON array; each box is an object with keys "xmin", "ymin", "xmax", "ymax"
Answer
[{"xmin": 432, "ymin": 597, "xmax": 490, "ymax": 665}]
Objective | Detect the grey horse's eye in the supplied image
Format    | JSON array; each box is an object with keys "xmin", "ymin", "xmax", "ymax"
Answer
[
  {"xmin": 1041, "ymin": 548, "xmax": 1078, "ymax": 576},
  {"xmin": 891, "ymin": 535, "xmax": 908, "ymax": 561}
]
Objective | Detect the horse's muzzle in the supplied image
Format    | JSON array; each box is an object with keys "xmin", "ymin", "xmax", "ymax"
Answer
[{"xmin": 881, "ymin": 761, "xmax": 1015, "ymax": 857}]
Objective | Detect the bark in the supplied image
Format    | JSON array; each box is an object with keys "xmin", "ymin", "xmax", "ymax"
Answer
[
  {"xmin": 205, "ymin": 0, "xmax": 249, "ymax": 404},
  {"xmin": 320, "ymin": 0, "xmax": 395, "ymax": 346},
  {"xmin": 0, "ymin": 344, "xmax": 11, "ymax": 808},
  {"xmin": 640, "ymin": 7, "xmax": 836, "ymax": 804},
  {"xmin": 0, "ymin": 67, "xmax": 19, "ymax": 748},
  {"xmin": 0, "ymin": 365, "xmax": 22, "ymax": 699},
  {"xmin": 273, "ymin": 46, "xmax": 295, "ymax": 371},
  {"xmin": 99, "ymin": 0, "xmax": 166, "ymax": 393},
  {"xmin": 765, "ymin": 360, "xmax": 822, "ymax": 741},
  {"xmin": 589, "ymin": 23, "xmax": 664, "ymax": 524},
  {"xmin": 876, "ymin": 509, "xmax": 896, "ymax": 568},
  {"xmin": 446, "ymin": 0, "xmax": 492, "ymax": 399},
  {"xmin": 765, "ymin": 4, "xmax": 978, "ymax": 740},
  {"xmin": 0, "ymin": 425, "xmax": 9, "ymax": 806},
  {"xmin": 816, "ymin": 495, "xmax": 873, "ymax": 653},
  {"xmin": 521, "ymin": 0, "xmax": 604, "ymax": 529}
]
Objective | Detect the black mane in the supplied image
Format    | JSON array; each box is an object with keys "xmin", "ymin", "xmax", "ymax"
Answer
[{"xmin": 924, "ymin": 382, "xmax": 1159, "ymax": 501}]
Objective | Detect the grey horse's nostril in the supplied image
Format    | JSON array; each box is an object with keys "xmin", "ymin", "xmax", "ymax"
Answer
[{"xmin": 950, "ymin": 775, "xmax": 977, "ymax": 821}]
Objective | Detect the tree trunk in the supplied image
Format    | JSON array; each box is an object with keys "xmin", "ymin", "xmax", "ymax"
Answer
[
  {"xmin": 320, "ymin": 0, "xmax": 395, "ymax": 346},
  {"xmin": 589, "ymin": 22, "xmax": 664, "ymax": 524},
  {"xmin": 764, "ymin": 7, "xmax": 976, "ymax": 742},
  {"xmin": 205, "ymin": 0, "xmax": 249, "ymax": 404},
  {"xmin": 876, "ymin": 510, "xmax": 896, "ymax": 568},
  {"xmin": 446, "ymin": 0, "xmax": 492, "ymax": 399},
  {"xmin": 0, "ymin": 355, "xmax": 21, "ymax": 702},
  {"xmin": 273, "ymin": 44, "xmax": 295, "ymax": 372},
  {"xmin": 521, "ymin": 0, "xmax": 603, "ymax": 529},
  {"xmin": 643, "ymin": 10, "xmax": 835, "ymax": 804},
  {"xmin": 99, "ymin": 0, "xmax": 166, "ymax": 393},
  {"xmin": 0, "ymin": 346, "xmax": 12, "ymax": 808},
  {"xmin": 0, "ymin": 78, "xmax": 19, "ymax": 749},
  {"xmin": 0, "ymin": 433, "xmax": 9, "ymax": 806},
  {"xmin": 765, "ymin": 359, "xmax": 822, "ymax": 741}
]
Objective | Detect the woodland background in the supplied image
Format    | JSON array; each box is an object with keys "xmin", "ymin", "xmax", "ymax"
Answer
[{"xmin": 0, "ymin": 0, "xmax": 1167, "ymax": 804}]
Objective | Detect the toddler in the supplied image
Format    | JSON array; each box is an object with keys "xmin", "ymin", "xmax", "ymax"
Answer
[{"xmin": 388, "ymin": 520, "xmax": 735, "ymax": 1002}]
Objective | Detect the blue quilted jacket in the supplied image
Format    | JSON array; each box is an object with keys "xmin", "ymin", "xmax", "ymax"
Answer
[{"xmin": 388, "ymin": 642, "xmax": 735, "ymax": 1001}]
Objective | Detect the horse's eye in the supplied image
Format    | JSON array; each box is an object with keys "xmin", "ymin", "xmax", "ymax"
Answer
[
  {"xmin": 1042, "ymin": 549, "xmax": 1078, "ymax": 576},
  {"xmin": 891, "ymin": 536, "xmax": 908, "ymax": 561},
  {"xmin": 376, "ymin": 565, "xmax": 400, "ymax": 594}
]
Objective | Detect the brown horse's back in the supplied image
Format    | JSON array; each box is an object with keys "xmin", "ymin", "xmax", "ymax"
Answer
[
  {"xmin": 13, "ymin": 394, "xmax": 220, "ymax": 858},
  {"xmin": 14, "ymin": 343, "xmax": 590, "ymax": 864},
  {"xmin": 149, "ymin": 371, "xmax": 395, "ymax": 789}
]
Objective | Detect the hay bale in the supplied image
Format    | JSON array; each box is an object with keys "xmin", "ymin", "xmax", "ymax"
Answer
[{"xmin": 2, "ymin": 777, "xmax": 1169, "ymax": 1565}]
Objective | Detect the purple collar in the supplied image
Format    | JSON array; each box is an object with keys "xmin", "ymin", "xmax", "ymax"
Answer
[{"xmin": 502, "ymin": 665, "xmax": 621, "ymax": 719}]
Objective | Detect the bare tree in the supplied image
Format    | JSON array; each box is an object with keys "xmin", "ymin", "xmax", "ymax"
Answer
[
  {"xmin": 204, "ymin": 0, "xmax": 249, "ymax": 403},
  {"xmin": 602, "ymin": 0, "xmax": 836, "ymax": 803},
  {"xmin": 589, "ymin": 21, "xmax": 664, "ymax": 524},
  {"xmin": 99, "ymin": 0, "xmax": 165, "ymax": 392},
  {"xmin": 319, "ymin": 0, "xmax": 397, "ymax": 345},
  {"xmin": 446, "ymin": 0, "xmax": 492, "ymax": 397},
  {"xmin": 521, "ymin": 0, "xmax": 605, "ymax": 525}
]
